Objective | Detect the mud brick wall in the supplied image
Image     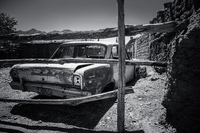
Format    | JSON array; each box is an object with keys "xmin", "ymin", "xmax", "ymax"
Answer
[
  {"xmin": 133, "ymin": 34, "xmax": 150, "ymax": 59},
  {"xmin": 139, "ymin": 0, "xmax": 200, "ymax": 132},
  {"xmin": 164, "ymin": 14, "xmax": 200, "ymax": 132},
  {"xmin": 134, "ymin": 0, "xmax": 200, "ymax": 61}
]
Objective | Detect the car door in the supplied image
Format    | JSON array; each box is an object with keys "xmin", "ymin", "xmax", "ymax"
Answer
[{"xmin": 111, "ymin": 45, "xmax": 135, "ymax": 87}]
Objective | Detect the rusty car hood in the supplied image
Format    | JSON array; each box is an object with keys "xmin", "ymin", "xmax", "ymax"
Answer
[{"xmin": 12, "ymin": 63, "xmax": 92, "ymax": 84}]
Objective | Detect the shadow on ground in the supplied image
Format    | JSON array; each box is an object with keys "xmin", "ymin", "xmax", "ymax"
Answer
[
  {"xmin": 11, "ymin": 96, "xmax": 116, "ymax": 129},
  {"xmin": 9, "ymin": 95, "xmax": 144, "ymax": 132},
  {"xmin": 0, "ymin": 120, "xmax": 144, "ymax": 133}
]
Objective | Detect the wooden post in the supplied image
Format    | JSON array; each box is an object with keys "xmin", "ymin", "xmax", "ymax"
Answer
[
  {"xmin": 135, "ymin": 39, "xmax": 137, "ymax": 59},
  {"xmin": 148, "ymin": 34, "xmax": 151, "ymax": 60},
  {"xmin": 132, "ymin": 43, "xmax": 134, "ymax": 59},
  {"xmin": 117, "ymin": 0, "xmax": 126, "ymax": 132}
]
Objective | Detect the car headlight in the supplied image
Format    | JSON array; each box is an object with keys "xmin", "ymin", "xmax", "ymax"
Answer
[{"xmin": 73, "ymin": 75, "xmax": 82, "ymax": 86}]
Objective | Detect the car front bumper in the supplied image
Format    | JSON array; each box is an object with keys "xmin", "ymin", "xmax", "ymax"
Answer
[{"xmin": 10, "ymin": 81, "xmax": 91, "ymax": 98}]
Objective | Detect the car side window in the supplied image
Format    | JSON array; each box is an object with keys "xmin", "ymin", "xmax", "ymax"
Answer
[
  {"xmin": 112, "ymin": 46, "xmax": 118, "ymax": 59},
  {"xmin": 111, "ymin": 46, "xmax": 129, "ymax": 60}
]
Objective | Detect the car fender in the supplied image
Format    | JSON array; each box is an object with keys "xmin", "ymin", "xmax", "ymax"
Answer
[{"xmin": 75, "ymin": 64, "xmax": 113, "ymax": 94}]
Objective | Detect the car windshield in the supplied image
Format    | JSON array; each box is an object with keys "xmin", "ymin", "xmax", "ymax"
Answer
[{"xmin": 52, "ymin": 44, "xmax": 107, "ymax": 59}]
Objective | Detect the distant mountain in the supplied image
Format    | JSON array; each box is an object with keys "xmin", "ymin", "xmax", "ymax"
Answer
[
  {"xmin": 48, "ymin": 29, "xmax": 73, "ymax": 34},
  {"xmin": 17, "ymin": 28, "xmax": 73, "ymax": 35},
  {"xmin": 16, "ymin": 28, "xmax": 46, "ymax": 35},
  {"xmin": 61, "ymin": 29, "xmax": 73, "ymax": 34},
  {"xmin": 48, "ymin": 30, "xmax": 61, "ymax": 34}
]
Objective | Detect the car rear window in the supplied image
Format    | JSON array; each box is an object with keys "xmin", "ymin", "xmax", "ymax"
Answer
[{"xmin": 52, "ymin": 44, "xmax": 106, "ymax": 59}]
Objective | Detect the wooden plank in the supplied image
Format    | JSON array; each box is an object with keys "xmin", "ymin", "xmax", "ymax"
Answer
[
  {"xmin": 117, "ymin": 0, "xmax": 126, "ymax": 132},
  {"xmin": 0, "ymin": 58, "xmax": 168, "ymax": 67},
  {"xmin": 0, "ymin": 88, "xmax": 134, "ymax": 106},
  {"xmin": 0, "ymin": 20, "xmax": 187, "ymax": 41}
]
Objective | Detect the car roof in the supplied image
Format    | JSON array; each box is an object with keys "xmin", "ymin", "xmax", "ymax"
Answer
[{"xmin": 61, "ymin": 41, "xmax": 118, "ymax": 46}]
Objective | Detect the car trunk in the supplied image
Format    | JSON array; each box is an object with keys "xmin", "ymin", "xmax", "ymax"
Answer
[{"xmin": 16, "ymin": 63, "xmax": 92, "ymax": 85}]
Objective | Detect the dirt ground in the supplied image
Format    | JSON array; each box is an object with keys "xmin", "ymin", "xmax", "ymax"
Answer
[{"xmin": 0, "ymin": 66, "xmax": 176, "ymax": 133}]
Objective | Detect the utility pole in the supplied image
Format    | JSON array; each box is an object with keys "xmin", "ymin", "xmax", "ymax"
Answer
[{"xmin": 117, "ymin": 0, "xmax": 126, "ymax": 132}]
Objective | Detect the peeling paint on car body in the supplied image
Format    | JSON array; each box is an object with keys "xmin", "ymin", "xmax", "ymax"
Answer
[
  {"xmin": 15, "ymin": 63, "xmax": 92, "ymax": 85},
  {"xmin": 75, "ymin": 63, "xmax": 113, "ymax": 94}
]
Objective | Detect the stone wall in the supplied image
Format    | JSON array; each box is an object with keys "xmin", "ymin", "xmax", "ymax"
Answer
[
  {"xmin": 132, "ymin": 0, "xmax": 200, "ymax": 132},
  {"xmin": 134, "ymin": 34, "xmax": 150, "ymax": 59}
]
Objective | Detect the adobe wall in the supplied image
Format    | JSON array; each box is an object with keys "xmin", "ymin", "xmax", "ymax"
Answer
[
  {"xmin": 134, "ymin": 34, "xmax": 150, "ymax": 59},
  {"xmin": 133, "ymin": 0, "xmax": 200, "ymax": 132},
  {"xmin": 133, "ymin": 0, "xmax": 200, "ymax": 61},
  {"xmin": 164, "ymin": 12, "xmax": 200, "ymax": 132}
]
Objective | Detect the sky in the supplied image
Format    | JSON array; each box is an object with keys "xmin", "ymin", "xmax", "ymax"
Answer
[{"xmin": 0, "ymin": 0, "xmax": 171, "ymax": 32}]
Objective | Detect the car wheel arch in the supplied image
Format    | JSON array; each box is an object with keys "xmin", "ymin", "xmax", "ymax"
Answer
[{"xmin": 102, "ymin": 81, "xmax": 115, "ymax": 93}]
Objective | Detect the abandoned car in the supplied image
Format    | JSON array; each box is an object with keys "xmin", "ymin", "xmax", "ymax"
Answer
[{"xmin": 9, "ymin": 41, "xmax": 135, "ymax": 98}]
